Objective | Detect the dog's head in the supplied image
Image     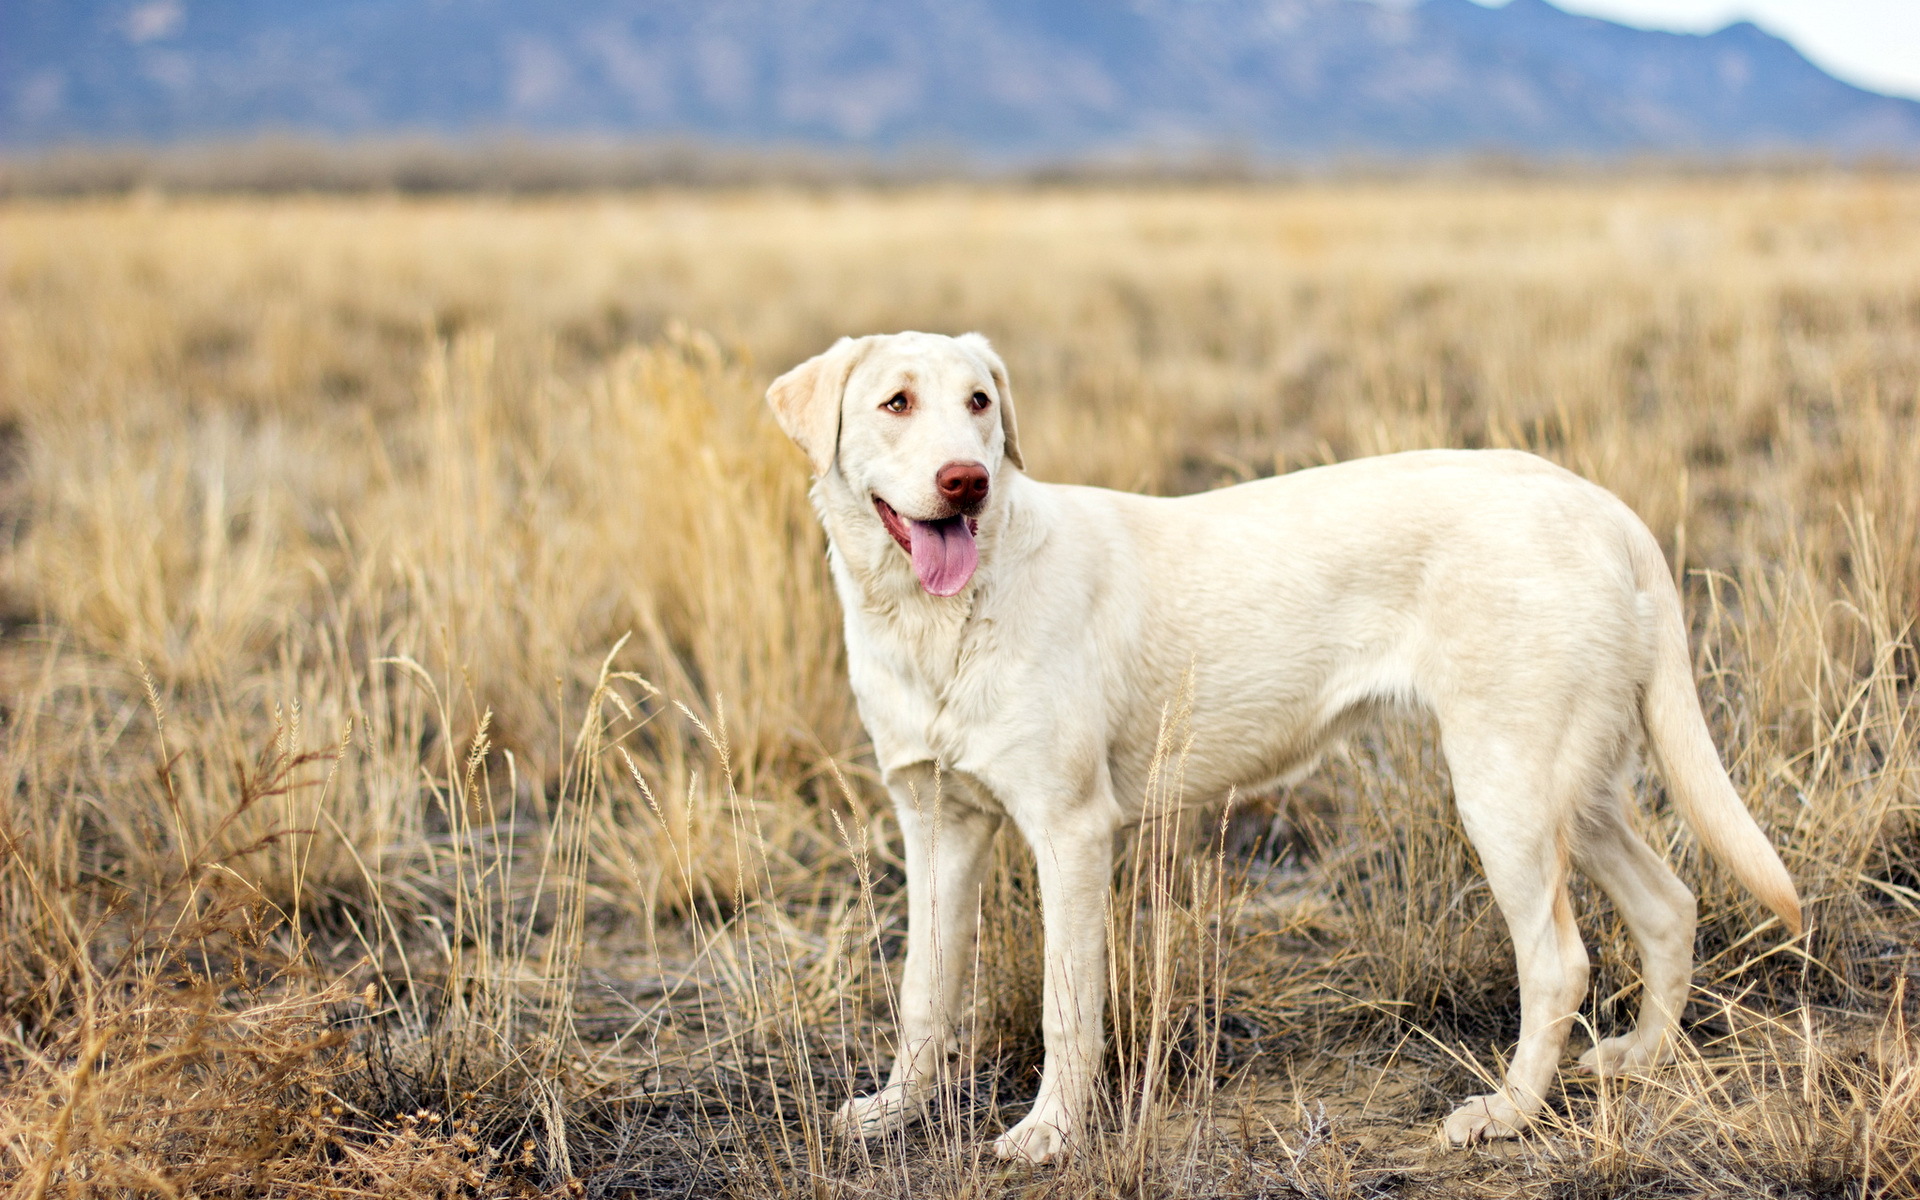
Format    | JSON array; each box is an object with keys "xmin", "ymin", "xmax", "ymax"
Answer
[{"xmin": 767, "ymin": 331, "xmax": 1023, "ymax": 597}]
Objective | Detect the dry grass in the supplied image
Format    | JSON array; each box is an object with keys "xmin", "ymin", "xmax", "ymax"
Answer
[{"xmin": 1, "ymin": 174, "xmax": 1916, "ymax": 1197}]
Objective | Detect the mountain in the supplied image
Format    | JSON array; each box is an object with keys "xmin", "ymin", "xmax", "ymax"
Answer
[{"xmin": 6, "ymin": 0, "xmax": 1919, "ymax": 159}]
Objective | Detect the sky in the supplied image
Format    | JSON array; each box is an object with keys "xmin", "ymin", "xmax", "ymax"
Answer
[{"xmin": 1470, "ymin": 0, "xmax": 1920, "ymax": 100}]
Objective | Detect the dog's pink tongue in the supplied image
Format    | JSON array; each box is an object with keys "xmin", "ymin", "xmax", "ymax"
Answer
[{"xmin": 908, "ymin": 517, "xmax": 978, "ymax": 596}]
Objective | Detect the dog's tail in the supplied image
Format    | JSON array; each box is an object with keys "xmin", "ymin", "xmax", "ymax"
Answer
[{"xmin": 1630, "ymin": 526, "xmax": 1802, "ymax": 937}]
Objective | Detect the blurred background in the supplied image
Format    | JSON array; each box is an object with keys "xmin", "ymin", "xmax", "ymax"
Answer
[{"xmin": 6, "ymin": 0, "xmax": 1920, "ymax": 189}]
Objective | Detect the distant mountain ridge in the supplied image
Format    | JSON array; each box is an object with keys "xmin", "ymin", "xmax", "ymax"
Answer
[{"xmin": 7, "ymin": 0, "xmax": 1920, "ymax": 159}]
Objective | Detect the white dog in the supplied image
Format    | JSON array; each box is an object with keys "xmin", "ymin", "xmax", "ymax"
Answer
[{"xmin": 766, "ymin": 331, "xmax": 1800, "ymax": 1163}]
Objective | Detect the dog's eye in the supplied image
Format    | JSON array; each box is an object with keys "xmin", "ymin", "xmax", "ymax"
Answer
[
  {"xmin": 883, "ymin": 393, "xmax": 910, "ymax": 414},
  {"xmin": 970, "ymin": 391, "xmax": 992, "ymax": 412}
]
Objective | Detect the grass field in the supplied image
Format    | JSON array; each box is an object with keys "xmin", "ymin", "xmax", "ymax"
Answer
[{"xmin": 2, "ymin": 175, "xmax": 1917, "ymax": 1198}]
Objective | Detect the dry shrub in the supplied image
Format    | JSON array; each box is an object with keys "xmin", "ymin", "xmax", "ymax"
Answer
[
  {"xmin": 2, "ymin": 970, "xmax": 521, "ymax": 1199},
  {"xmin": 1, "ymin": 972, "xmax": 348, "ymax": 1199},
  {"xmin": 1530, "ymin": 991, "xmax": 1920, "ymax": 1198},
  {"xmin": 0, "ymin": 728, "xmax": 513, "ymax": 1198}
]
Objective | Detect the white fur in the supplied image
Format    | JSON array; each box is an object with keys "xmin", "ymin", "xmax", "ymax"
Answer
[{"xmin": 766, "ymin": 331, "xmax": 1801, "ymax": 1163}]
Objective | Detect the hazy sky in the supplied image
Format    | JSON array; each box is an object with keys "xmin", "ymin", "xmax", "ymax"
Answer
[{"xmin": 1470, "ymin": 1, "xmax": 1920, "ymax": 100}]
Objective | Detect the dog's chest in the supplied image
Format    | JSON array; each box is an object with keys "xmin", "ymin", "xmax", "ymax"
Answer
[{"xmin": 840, "ymin": 585, "xmax": 1008, "ymax": 772}]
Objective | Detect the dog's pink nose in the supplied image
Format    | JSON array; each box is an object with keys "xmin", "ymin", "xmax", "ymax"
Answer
[{"xmin": 937, "ymin": 461, "xmax": 990, "ymax": 509}]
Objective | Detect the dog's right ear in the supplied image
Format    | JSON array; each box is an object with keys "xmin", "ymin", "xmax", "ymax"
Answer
[{"xmin": 766, "ymin": 336, "xmax": 871, "ymax": 477}]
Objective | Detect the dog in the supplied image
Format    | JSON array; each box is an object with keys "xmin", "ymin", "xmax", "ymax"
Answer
[{"xmin": 765, "ymin": 330, "xmax": 1801, "ymax": 1163}]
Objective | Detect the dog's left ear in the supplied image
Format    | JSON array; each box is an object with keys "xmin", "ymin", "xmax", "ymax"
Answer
[
  {"xmin": 766, "ymin": 336, "xmax": 872, "ymax": 476},
  {"xmin": 957, "ymin": 332, "xmax": 1024, "ymax": 470}
]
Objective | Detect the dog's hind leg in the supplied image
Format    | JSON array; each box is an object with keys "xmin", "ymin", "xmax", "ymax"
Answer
[
  {"xmin": 1439, "ymin": 727, "xmax": 1591, "ymax": 1146},
  {"xmin": 1572, "ymin": 789, "xmax": 1696, "ymax": 1078},
  {"xmin": 836, "ymin": 773, "xmax": 1002, "ymax": 1139}
]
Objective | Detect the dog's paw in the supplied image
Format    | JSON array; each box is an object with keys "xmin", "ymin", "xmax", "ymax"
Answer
[
  {"xmin": 1441, "ymin": 1094, "xmax": 1527, "ymax": 1146},
  {"xmin": 1577, "ymin": 1033, "xmax": 1669, "ymax": 1079},
  {"xmin": 832, "ymin": 1086, "xmax": 920, "ymax": 1139},
  {"xmin": 992, "ymin": 1111, "xmax": 1074, "ymax": 1164}
]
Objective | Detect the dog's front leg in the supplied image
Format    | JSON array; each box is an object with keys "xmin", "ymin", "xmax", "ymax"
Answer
[
  {"xmin": 836, "ymin": 778, "xmax": 1001, "ymax": 1140},
  {"xmin": 993, "ymin": 800, "xmax": 1118, "ymax": 1164}
]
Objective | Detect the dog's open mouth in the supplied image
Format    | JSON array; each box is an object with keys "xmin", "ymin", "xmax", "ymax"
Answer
[{"xmin": 874, "ymin": 497, "xmax": 979, "ymax": 597}]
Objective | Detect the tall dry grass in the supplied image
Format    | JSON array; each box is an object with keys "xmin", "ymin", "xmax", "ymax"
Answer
[{"xmin": 0, "ymin": 175, "xmax": 1916, "ymax": 1196}]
